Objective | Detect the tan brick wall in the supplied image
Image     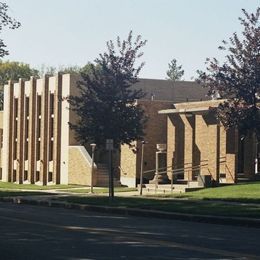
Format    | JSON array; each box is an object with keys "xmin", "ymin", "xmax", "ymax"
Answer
[
  {"xmin": 180, "ymin": 114, "xmax": 194, "ymax": 180},
  {"xmin": 243, "ymin": 134, "xmax": 255, "ymax": 178},
  {"xmin": 120, "ymin": 142, "xmax": 137, "ymax": 187},
  {"xmin": 194, "ymin": 115, "xmax": 209, "ymax": 176},
  {"xmin": 219, "ymin": 125, "xmax": 226, "ymax": 175},
  {"xmin": 0, "ymin": 111, "xmax": 3, "ymax": 128},
  {"xmin": 207, "ymin": 124, "xmax": 220, "ymax": 181},
  {"xmin": 120, "ymin": 100, "xmax": 173, "ymax": 186},
  {"xmin": 166, "ymin": 100, "xmax": 238, "ymax": 184},
  {"xmin": 225, "ymin": 128, "xmax": 238, "ymax": 183},
  {"xmin": 68, "ymin": 146, "xmax": 97, "ymax": 186}
]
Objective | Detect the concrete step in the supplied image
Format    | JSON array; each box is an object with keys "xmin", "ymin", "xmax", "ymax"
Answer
[
  {"xmin": 141, "ymin": 182, "xmax": 203, "ymax": 193},
  {"xmin": 96, "ymin": 165, "xmax": 121, "ymax": 187}
]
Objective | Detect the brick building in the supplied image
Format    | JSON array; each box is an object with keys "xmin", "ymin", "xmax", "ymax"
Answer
[{"xmin": 0, "ymin": 73, "xmax": 258, "ymax": 186}]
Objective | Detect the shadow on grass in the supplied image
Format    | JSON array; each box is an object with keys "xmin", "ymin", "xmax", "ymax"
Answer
[
  {"xmin": 58, "ymin": 195, "xmax": 260, "ymax": 219},
  {"xmin": 0, "ymin": 190, "xmax": 53, "ymax": 197}
]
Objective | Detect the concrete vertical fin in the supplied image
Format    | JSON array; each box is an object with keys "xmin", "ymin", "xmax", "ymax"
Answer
[
  {"xmin": 16, "ymin": 79, "xmax": 25, "ymax": 184},
  {"xmin": 28, "ymin": 77, "xmax": 37, "ymax": 183},
  {"xmin": 53, "ymin": 73, "xmax": 62, "ymax": 184},
  {"xmin": 2, "ymin": 81, "xmax": 14, "ymax": 182},
  {"xmin": 40, "ymin": 76, "xmax": 49, "ymax": 185}
]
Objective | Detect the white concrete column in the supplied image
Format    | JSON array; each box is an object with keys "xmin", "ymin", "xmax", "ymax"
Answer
[
  {"xmin": 2, "ymin": 81, "xmax": 14, "ymax": 182},
  {"xmin": 16, "ymin": 79, "xmax": 25, "ymax": 184},
  {"xmin": 53, "ymin": 73, "xmax": 62, "ymax": 184}
]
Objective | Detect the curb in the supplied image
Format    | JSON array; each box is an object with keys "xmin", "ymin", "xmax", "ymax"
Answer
[{"xmin": 1, "ymin": 196, "xmax": 260, "ymax": 228}]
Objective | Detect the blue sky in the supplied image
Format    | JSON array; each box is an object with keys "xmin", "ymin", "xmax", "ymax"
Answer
[{"xmin": 3, "ymin": 0, "xmax": 260, "ymax": 80}]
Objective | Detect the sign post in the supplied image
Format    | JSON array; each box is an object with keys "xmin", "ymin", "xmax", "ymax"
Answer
[{"xmin": 106, "ymin": 139, "xmax": 114, "ymax": 201}]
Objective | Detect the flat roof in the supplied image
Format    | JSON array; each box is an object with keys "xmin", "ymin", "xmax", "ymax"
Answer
[{"xmin": 158, "ymin": 107, "xmax": 210, "ymax": 115}]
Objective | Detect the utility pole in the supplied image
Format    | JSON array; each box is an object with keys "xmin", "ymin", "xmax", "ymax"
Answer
[
  {"xmin": 139, "ymin": 141, "xmax": 147, "ymax": 195},
  {"xmin": 106, "ymin": 139, "xmax": 114, "ymax": 201},
  {"xmin": 90, "ymin": 143, "xmax": 96, "ymax": 193}
]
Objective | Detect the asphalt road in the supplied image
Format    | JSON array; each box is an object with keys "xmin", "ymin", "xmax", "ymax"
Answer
[{"xmin": 0, "ymin": 202, "xmax": 260, "ymax": 259}]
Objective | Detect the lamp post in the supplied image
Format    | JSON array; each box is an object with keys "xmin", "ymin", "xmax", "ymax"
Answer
[
  {"xmin": 90, "ymin": 143, "xmax": 96, "ymax": 193},
  {"xmin": 139, "ymin": 141, "xmax": 147, "ymax": 195}
]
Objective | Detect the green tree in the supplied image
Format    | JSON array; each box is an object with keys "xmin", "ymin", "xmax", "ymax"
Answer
[
  {"xmin": 38, "ymin": 64, "xmax": 82, "ymax": 77},
  {"xmin": 69, "ymin": 31, "xmax": 147, "ymax": 148},
  {"xmin": 0, "ymin": 2, "xmax": 21, "ymax": 58},
  {"xmin": 197, "ymin": 8, "xmax": 260, "ymax": 141},
  {"xmin": 0, "ymin": 61, "xmax": 38, "ymax": 85},
  {"xmin": 166, "ymin": 59, "xmax": 184, "ymax": 81},
  {"xmin": 0, "ymin": 61, "xmax": 39, "ymax": 109}
]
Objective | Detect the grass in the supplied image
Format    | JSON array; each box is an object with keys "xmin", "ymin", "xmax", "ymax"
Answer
[
  {"xmin": 0, "ymin": 190, "xmax": 52, "ymax": 197},
  {"xmin": 0, "ymin": 181, "xmax": 81, "ymax": 190},
  {"xmin": 170, "ymin": 182, "xmax": 260, "ymax": 203},
  {"xmin": 58, "ymin": 195, "xmax": 260, "ymax": 219},
  {"xmin": 56, "ymin": 182, "xmax": 260, "ymax": 218},
  {"xmin": 61, "ymin": 187, "xmax": 138, "ymax": 193},
  {"xmin": 2, "ymin": 180, "xmax": 260, "ymax": 218}
]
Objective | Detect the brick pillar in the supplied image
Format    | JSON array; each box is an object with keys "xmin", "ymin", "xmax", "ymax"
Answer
[
  {"xmin": 243, "ymin": 134, "xmax": 255, "ymax": 178},
  {"xmin": 2, "ymin": 81, "xmax": 14, "ymax": 182},
  {"xmin": 207, "ymin": 124, "xmax": 220, "ymax": 182},
  {"xmin": 28, "ymin": 77, "xmax": 37, "ymax": 183},
  {"xmin": 53, "ymin": 73, "xmax": 62, "ymax": 184},
  {"xmin": 219, "ymin": 126, "xmax": 226, "ymax": 175},
  {"xmin": 226, "ymin": 128, "xmax": 238, "ymax": 183},
  {"xmin": 167, "ymin": 115, "xmax": 175, "ymax": 180},
  {"xmin": 181, "ymin": 114, "xmax": 195, "ymax": 181},
  {"xmin": 16, "ymin": 79, "xmax": 25, "ymax": 184},
  {"xmin": 194, "ymin": 115, "xmax": 208, "ymax": 176},
  {"xmin": 40, "ymin": 76, "xmax": 49, "ymax": 185}
]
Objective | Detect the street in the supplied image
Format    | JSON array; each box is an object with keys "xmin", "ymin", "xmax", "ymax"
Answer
[{"xmin": 0, "ymin": 202, "xmax": 259, "ymax": 259}]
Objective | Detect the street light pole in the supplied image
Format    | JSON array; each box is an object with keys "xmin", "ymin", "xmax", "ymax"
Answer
[
  {"xmin": 90, "ymin": 143, "xmax": 96, "ymax": 193},
  {"xmin": 139, "ymin": 141, "xmax": 147, "ymax": 195}
]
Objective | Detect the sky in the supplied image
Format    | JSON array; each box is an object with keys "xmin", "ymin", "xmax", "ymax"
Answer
[{"xmin": 2, "ymin": 0, "xmax": 260, "ymax": 80}]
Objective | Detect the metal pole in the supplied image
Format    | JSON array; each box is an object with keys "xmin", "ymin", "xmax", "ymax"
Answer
[
  {"xmin": 155, "ymin": 151, "xmax": 159, "ymax": 192},
  {"xmin": 108, "ymin": 149, "xmax": 114, "ymax": 201},
  {"xmin": 139, "ymin": 141, "xmax": 145, "ymax": 195},
  {"xmin": 90, "ymin": 143, "xmax": 96, "ymax": 193},
  {"xmin": 255, "ymin": 135, "xmax": 259, "ymax": 174}
]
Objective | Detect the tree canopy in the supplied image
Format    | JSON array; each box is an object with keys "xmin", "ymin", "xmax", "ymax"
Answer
[
  {"xmin": 0, "ymin": 61, "xmax": 38, "ymax": 86},
  {"xmin": 69, "ymin": 31, "xmax": 147, "ymax": 148},
  {"xmin": 38, "ymin": 64, "xmax": 82, "ymax": 77},
  {"xmin": 0, "ymin": 61, "xmax": 38, "ymax": 110},
  {"xmin": 166, "ymin": 59, "xmax": 184, "ymax": 81},
  {"xmin": 197, "ymin": 8, "xmax": 260, "ymax": 140}
]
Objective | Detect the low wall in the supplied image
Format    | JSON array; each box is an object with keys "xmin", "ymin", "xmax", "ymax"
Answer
[{"xmin": 68, "ymin": 146, "xmax": 97, "ymax": 186}]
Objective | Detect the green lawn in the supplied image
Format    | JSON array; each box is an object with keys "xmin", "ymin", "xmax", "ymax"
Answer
[
  {"xmin": 0, "ymin": 190, "xmax": 52, "ymax": 197},
  {"xmin": 0, "ymin": 181, "xmax": 81, "ymax": 190},
  {"xmin": 56, "ymin": 182, "xmax": 260, "ymax": 218},
  {"xmin": 171, "ymin": 182, "xmax": 260, "ymax": 203},
  {"xmin": 58, "ymin": 195, "xmax": 260, "ymax": 219},
  {"xmin": 62, "ymin": 187, "xmax": 138, "ymax": 193}
]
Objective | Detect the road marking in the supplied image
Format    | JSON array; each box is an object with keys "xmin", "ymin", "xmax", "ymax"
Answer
[{"xmin": 0, "ymin": 215, "xmax": 258, "ymax": 259}]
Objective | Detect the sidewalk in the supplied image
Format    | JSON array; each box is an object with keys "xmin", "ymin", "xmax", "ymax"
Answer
[{"xmin": 1, "ymin": 191, "xmax": 260, "ymax": 229}]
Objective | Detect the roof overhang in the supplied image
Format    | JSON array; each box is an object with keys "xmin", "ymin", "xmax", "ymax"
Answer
[{"xmin": 158, "ymin": 107, "xmax": 211, "ymax": 115}]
